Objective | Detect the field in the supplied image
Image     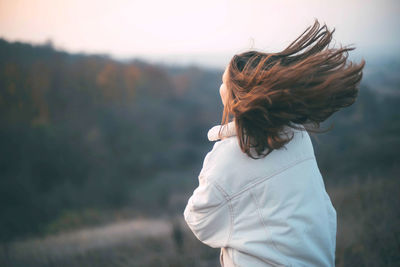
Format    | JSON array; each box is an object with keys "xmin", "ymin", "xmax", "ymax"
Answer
[{"xmin": 1, "ymin": 170, "xmax": 399, "ymax": 267}]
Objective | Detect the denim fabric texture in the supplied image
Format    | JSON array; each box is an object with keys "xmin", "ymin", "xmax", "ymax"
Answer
[{"xmin": 184, "ymin": 121, "xmax": 336, "ymax": 267}]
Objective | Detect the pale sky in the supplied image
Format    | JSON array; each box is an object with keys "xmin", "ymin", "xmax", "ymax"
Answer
[{"xmin": 0, "ymin": 0, "xmax": 399, "ymax": 67}]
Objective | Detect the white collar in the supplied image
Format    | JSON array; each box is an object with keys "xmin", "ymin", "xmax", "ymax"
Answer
[
  {"xmin": 207, "ymin": 121, "xmax": 304, "ymax": 142},
  {"xmin": 207, "ymin": 121, "xmax": 237, "ymax": 141}
]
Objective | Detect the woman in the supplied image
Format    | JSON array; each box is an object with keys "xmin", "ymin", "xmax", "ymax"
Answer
[{"xmin": 183, "ymin": 19, "xmax": 365, "ymax": 267}]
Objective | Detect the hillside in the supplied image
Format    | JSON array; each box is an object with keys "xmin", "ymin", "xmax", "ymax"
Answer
[{"xmin": 0, "ymin": 38, "xmax": 399, "ymax": 266}]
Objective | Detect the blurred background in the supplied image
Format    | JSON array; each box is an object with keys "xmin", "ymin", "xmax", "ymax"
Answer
[{"xmin": 0, "ymin": 0, "xmax": 399, "ymax": 266}]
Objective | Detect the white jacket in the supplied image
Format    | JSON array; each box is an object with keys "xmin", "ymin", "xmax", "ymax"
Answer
[{"xmin": 183, "ymin": 121, "xmax": 336, "ymax": 267}]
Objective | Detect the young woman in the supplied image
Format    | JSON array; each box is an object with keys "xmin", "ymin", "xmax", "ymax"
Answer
[{"xmin": 183, "ymin": 19, "xmax": 365, "ymax": 267}]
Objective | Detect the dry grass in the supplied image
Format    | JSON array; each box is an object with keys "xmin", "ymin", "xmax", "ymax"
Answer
[
  {"xmin": 329, "ymin": 174, "xmax": 400, "ymax": 267},
  {"xmin": 0, "ymin": 216, "xmax": 219, "ymax": 267}
]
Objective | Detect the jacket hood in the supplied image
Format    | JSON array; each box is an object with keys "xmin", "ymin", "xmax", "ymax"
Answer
[{"xmin": 207, "ymin": 121, "xmax": 236, "ymax": 141}]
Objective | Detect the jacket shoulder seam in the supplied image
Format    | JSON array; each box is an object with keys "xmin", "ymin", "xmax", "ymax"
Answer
[{"xmin": 229, "ymin": 156, "xmax": 315, "ymax": 200}]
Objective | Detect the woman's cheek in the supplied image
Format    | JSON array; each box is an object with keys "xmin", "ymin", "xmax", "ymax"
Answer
[{"xmin": 220, "ymin": 84, "xmax": 227, "ymax": 106}]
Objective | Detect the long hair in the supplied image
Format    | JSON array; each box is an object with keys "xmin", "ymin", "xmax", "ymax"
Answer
[{"xmin": 220, "ymin": 18, "xmax": 366, "ymax": 159}]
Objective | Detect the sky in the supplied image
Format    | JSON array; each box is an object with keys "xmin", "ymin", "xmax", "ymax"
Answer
[{"xmin": 0, "ymin": 0, "xmax": 399, "ymax": 68}]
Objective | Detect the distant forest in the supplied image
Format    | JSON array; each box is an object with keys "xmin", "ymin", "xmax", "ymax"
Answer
[{"xmin": 0, "ymin": 38, "xmax": 399, "ymax": 243}]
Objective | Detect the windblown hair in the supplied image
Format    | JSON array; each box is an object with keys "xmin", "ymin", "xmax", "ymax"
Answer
[{"xmin": 220, "ymin": 19, "xmax": 366, "ymax": 159}]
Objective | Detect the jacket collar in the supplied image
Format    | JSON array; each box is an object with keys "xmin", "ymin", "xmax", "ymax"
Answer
[{"xmin": 207, "ymin": 121, "xmax": 237, "ymax": 141}]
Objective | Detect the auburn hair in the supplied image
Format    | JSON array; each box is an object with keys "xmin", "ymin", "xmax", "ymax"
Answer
[{"xmin": 220, "ymin": 18, "xmax": 366, "ymax": 159}]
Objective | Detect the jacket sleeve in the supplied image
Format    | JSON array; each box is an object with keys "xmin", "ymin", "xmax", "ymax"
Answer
[{"xmin": 183, "ymin": 152, "xmax": 231, "ymax": 248}]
